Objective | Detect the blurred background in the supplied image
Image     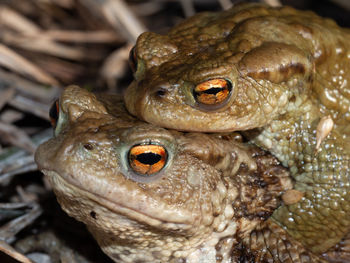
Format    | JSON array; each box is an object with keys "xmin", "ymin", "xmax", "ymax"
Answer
[{"xmin": 0, "ymin": 1, "xmax": 348, "ymax": 262}]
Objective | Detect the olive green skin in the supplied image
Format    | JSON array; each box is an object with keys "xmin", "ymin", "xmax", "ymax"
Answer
[{"xmin": 125, "ymin": 3, "xmax": 350, "ymax": 253}]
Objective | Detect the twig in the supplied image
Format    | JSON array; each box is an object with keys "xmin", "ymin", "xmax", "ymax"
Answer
[
  {"xmin": 79, "ymin": 0, "xmax": 147, "ymax": 43},
  {"xmin": 0, "ymin": 129, "xmax": 52, "ymax": 186},
  {"xmin": 0, "ymin": 203, "xmax": 31, "ymax": 209},
  {"xmin": 179, "ymin": 0, "xmax": 195, "ymax": 17},
  {"xmin": 0, "ymin": 87, "xmax": 15, "ymax": 111},
  {"xmin": 262, "ymin": 0, "xmax": 282, "ymax": 7},
  {"xmin": 0, "ymin": 6, "xmax": 106, "ymax": 62},
  {"xmin": 129, "ymin": 2, "xmax": 164, "ymax": 17},
  {"xmin": 0, "ymin": 70, "xmax": 60, "ymax": 102},
  {"xmin": 218, "ymin": 0, "xmax": 233, "ymax": 9},
  {"xmin": 2, "ymin": 33, "xmax": 99, "ymax": 61},
  {"xmin": 0, "ymin": 7, "xmax": 40, "ymax": 34},
  {"xmin": 0, "ymin": 240, "xmax": 33, "ymax": 263},
  {"xmin": 0, "ymin": 203, "xmax": 42, "ymax": 243},
  {"xmin": 9, "ymin": 94, "xmax": 51, "ymax": 121},
  {"xmin": 46, "ymin": 29, "xmax": 122, "ymax": 43},
  {"xmin": 330, "ymin": 0, "xmax": 350, "ymax": 10},
  {"xmin": 1, "ymin": 157, "xmax": 37, "ymax": 177},
  {"xmin": 0, "ymin": 121, "xmax": 36, "ymax": 153},
  {"xmin": 0, "ymin": 110, "xmax": 24, "ymax": 124},
  {"xmin": 100, "ymin": 43, "xmax": 133, "ymax": 91},
  {"xmin": 0, "ymin": 44, "xmax": 59, "ymax": 86}
]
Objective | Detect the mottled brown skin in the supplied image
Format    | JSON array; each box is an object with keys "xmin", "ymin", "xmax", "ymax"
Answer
[
  {"xmin": 125, "ymin": 3, "xmax": 350, "ymax": 253},
  {"xmin": 35, "ymin": 86, "xmax": 331, "ymax": 262}
]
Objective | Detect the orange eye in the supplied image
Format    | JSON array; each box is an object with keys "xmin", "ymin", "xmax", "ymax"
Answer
[
  {"xmin": 194, "ymin": 79, "xmax": 231, "ymax": 105},
  {"xmin": 128, "ymin": 144, "xmax": 167, "ymax": 176},
  {"xmin": 128, "ymin": 46, "xmax": 137, "ymax": 73},
  {"xmin": 49, "ymin": 99, "xmax": 59, "ymax": 128}
]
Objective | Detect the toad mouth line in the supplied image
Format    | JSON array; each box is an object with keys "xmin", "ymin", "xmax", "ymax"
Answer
[{"xmin": 43, "ymin": 169, "xmax": 192, "ymax": 230}]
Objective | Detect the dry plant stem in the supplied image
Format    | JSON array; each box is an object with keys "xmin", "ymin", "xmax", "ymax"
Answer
[
  {"xmin": 0, "ymin": 6, "xmax": 41, "ymax": 34},
  {"xmin": 100, "ymin": 43, "xmax": 133, "ymax": 91},
  {"xmin": 0, "ymin": 129, "xmax": 52, "ymax": 185},
  {"xmin": 9, "ymin": 94, "xmax": 52, "ymax": 121},
  {"xmin": 32, "ymin": 56, "xmax": 87, "ymax": 84},
  {"xmin": 16, "ymin": 186, "xmax": 38, "ymax": 203},
  {"xmin": 3, "ymin": 33, "xmax": 96, "ymax": 61},
  {"xmin": 0, "ymin": 6, "xmax": 103, "ymax": 61},
  {"xmin": 0, "ymin": 87, "xmax": 15, "ymax": 111},
  {"xmin": 262, "ymin": 0, "xmax": 282, "ymax": 7},
  {"xmin": 0, "ymin": 129, "xmax": 51, "ymax": 168},
  {"xmin": 0, "ymin": 203, "xmax": 32, "ymax": 210},
  {"xmin": 0, "ymin": 44, "xmax": 58, "ymax": 86},
  {"xmin": 180, "ymin": 0, "xmax": 195, "ymax": 17},
  {"xmin": 15, "ymin": 231, "xmax": 89, "ymax": 263},
  {"xmin": 0, "ymin": 203, "xmax": 41, "ymax": 263},
  {"xmin": 0, "ymin": 203, "xmax": 42, "ymax": 243},
  {"xmin": 0, "ymin": 70, "xmax": 60, "ymax": 102},
  {"xmin": 0, "ymin": 163, "xmax": 38, "ymax": 187},
  {"xmin": 129, "ymin": 2, "xmax": 164, "ymax": 17},
  {"xmin": 0, "ymin": 240, "xmax": 33, "ymax": 263},
  {"xmin": 218, "ymin": 0, "xmax": 233, "ymax": 9},
  {"xmin": 0, "ymin": 110, "xmax": 24, "ymax": 124},
  {"xmin": 0, "ymin": 121, "xmax": 36, "ymax": 153},
  {"xmin": 79, "ymin": 0, "xmax": 147, "ymax": 42},
  {"xmin": 0, "ymin": 209, "xmax": 24, "ymax": 223},
  {"xmin": 61, "ymin": 251, "xmax": 79, "ymax": 263},
  {"xmin": 331, "ymin": 0, "xmax": 350, "ymax": 9},
  {"xmin": 46, "ymin": 29, "xmax": 121, "ymax": 43}
]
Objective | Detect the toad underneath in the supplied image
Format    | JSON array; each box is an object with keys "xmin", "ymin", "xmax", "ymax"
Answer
[
  {"xmin": 36, "ymin": 86, "xmax": 337, "ymax": 262},
  {"xmin": 124, "ymin": 3, "xmax": 350, "ymax": 253}
]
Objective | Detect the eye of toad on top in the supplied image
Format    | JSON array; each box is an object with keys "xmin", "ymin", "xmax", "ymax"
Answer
[{"xmin": 128, "ymin": 144, "xmax": 168, "ymax": 176}]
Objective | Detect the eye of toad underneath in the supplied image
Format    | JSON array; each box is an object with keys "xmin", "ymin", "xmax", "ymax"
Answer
[
  {"xmin": 193, "ymin": 79, "xmax": 231, "ymax": 106},
  {"xmin": 49, "ymin": 99, "xmax": 59, "ymax": 128},
  {"xmin": 128, "ymin": 144, "xmax": 168, "ymax": 176},
  {"xmin": 128, "ymin": 46, "xmax": 138, "ymax": 73}
]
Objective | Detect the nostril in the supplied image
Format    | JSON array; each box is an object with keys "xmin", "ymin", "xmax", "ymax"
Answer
[
  {"xmin": 153, "ymin": 83, "xmax": 170, "ymax": 98},
  {"xmin": 155, "ymin": 88, "xmax": 167, "ymax": 97}
]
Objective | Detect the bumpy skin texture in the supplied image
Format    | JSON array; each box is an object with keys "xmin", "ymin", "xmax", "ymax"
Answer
[
  {"xmin": 35, "ymin": 86, "xmax": 331, "ymax": 262},
  {"xmin": 124, "ymin": 3, "xmax": 350, "ymax": 253}
]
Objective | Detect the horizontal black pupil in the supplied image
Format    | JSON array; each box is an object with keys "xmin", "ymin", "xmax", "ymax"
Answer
[
  {"xmin": 202, "ymin": 87, "xmax": 224, "ymax": 95},
  {"xmin": 136, "ymin": 152, "xmax": 161, "ymax": 165}
]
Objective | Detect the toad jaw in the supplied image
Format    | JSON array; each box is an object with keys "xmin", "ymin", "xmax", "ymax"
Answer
[{"xmin": 41, "ymin": 168, "xmax": 196, "ymax": 231}]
